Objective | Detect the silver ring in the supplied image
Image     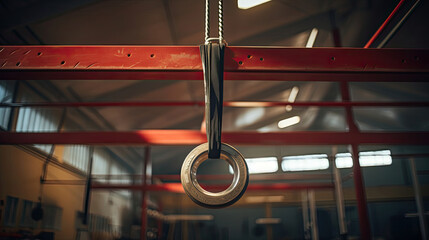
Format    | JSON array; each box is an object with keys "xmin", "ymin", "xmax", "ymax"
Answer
[{"xmin": 181, "ymin": 143, "xmax": 248, "ymax": 208}]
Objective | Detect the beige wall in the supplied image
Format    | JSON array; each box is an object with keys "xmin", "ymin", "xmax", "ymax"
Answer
[{"xmin": 0, "ymin": 145, "xmax": 133, "ymax": 240}]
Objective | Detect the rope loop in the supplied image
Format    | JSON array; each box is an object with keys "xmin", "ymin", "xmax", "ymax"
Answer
[{"xmin": 204, "ymin": 0, "xmax": 224, "ymax": 44}]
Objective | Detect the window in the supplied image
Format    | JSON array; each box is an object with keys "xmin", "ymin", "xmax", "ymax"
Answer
[
  {"xmin": 3, "ymin": 196, "xmax": 19, "ymax": 227},
  {"xmin": 229, "ymin": 157, "xmax": 278, "ymax": 174},
  {"xmin": 282, "ymin": 154, "xmax": 329, "ymax": 172},
  {"xmin": 110, "ymin": 161, "xmax": 132, "ymax": 197},
  {"xmin": 15, "ymin": 94, "xmax": 61, "ymax": 153},
  {"xmin": 63, "ymin": 145, "xmax": 91, "ymax": 173},
  {"xmin": 76, "ymin": 212, "xmax": 112, "ymax": 234},
  {"xmin": 92, "ymin": 149, "xmax": 110, "ymax": 182},
  {"xmin": 19, "ymin": 200, "xmax": 37, "ymax": 228},
  {"xmin": 335, "ymin": 150, "xmax": 392, "ymax": 168},
  {"xmin": 0, "ymin": 81, "xmax": 14, "ymax": 130},
  {"xmin": 110, "ymin": 163, "xmax": 131, "ymax": 184},
  {"xmin": 90, "ymin": 148, "xmax": 132, "ymax": 197},
  {"xmin": 335, "ymin": 153, "xmax": 353, "ymax": 168},
  {"xmin": 41, "ymin": 205, "xmax": 62, "ymax": 230}
]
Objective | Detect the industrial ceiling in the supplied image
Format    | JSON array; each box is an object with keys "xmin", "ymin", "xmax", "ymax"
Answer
[{"xmin": 1, "ymin": 0, "xmax": 429, "ymax": 177}]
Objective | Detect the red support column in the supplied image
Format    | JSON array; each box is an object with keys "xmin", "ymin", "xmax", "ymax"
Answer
[
  {"xmin": 351, "ymin": 144, "xmax": 371, "ymax": 240},
  {"xmin": 141, "ymin": 147, "xmax": 152, "ymax": 240},
  {"xmin": 340, "ymin": 82, "xmax": 371, "ymax": 240}
]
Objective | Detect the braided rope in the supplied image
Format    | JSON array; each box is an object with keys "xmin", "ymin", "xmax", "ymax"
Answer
[
  {"xmin": 204, "ymin": 0, "xmax": 225, "ymax": 43},
  {"xmin": 218, "ymin": 0, "xmax": 223, "ymax": 43},
  {"xmin": 205, "ymin": 0, "xmax": 210, "ymax": 43}
]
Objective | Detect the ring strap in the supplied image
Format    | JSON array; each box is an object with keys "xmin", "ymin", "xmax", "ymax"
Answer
[{"xmin": 200, "ymin": 42, "xmax": 225, "ymax": 159}]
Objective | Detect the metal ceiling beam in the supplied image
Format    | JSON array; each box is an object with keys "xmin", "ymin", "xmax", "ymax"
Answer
[
  {"xmin": 2, "ymin": 101, "xmax": 429, "ymax": 108},
  {"xmin": 90, "ymin": 182, "xmax": 334, "ymax": 192},
  {"xmin": 1, "ymin": 46, "xmax": 428, "ymax": 81},
  {"xmin": 1, "ymin": 131, "xmax": 428, "ymax": 145}
]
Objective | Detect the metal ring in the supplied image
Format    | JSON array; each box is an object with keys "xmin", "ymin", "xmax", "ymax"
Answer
[
  {"xmin": 181, "ymin": 142, "xmax": 249, "ymax": 208},
  {"xmin": 204, "ymin": 38, "xmax": 228, "ymax": 45}
]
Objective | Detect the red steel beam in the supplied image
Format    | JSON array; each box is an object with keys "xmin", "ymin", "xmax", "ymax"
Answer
[
  {"xmin": 1, "ymin": 46, "xmax": 428, "ymax": 81},
  {"xmin": 1, "ymin": 131, "xmax": 428, "ymax": 145},
  {"xmin": 152, "ymin": 173, "xmax": 333, "ymax": 181},
  {"xmin": 351, "ymin": 144, "xmax": 371, "ymax": 240},
  {"xmin": 90, "ymin": 182, "xmax": 334, "ymax": 192},
  {"xmin": 2, "ymin": 71, "xmax": 428, "ymax": 82},
  {"xmin": 1, "ymin": 101, "xmax": 429, "ymax": 108}
]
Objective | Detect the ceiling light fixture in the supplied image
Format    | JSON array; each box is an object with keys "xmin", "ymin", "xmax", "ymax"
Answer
[
  {"xmin": 286, "ymin": 86, "xmax": 299, "ymax": 112},
  {"xmin": 278, "ymin": 116, "xmax": 300, "ymax": 129},
  {"xmin": 306, "ymin": 28, "xmax": 319, "ymax": 48},
  {"xmin": 238, "ymin": 0, "xmax": 271, "ymax": 9}
]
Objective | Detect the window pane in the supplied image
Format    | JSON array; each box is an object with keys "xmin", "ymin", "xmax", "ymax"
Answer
[
  {"xmin": 3, "ymin": 196, "xmax": 19, "ymax": 227},
  {"xmin": 360, "ymin": 150, "xmax": 392, "ymax": 167},
  {"xmin": 0, "ymin": 81, "xmax": 13, "ymax": 130},
  {"xmin": 229, "ymin": 157, "xmax": 278, "ymax": 174},
  {"xmin": 41, "ymin": 205, "xmax": 62, "ymax": 230},
  {"xmin": 335, "ymin": 153, "xmax": 353, "ymax": 168},
  {"xmin": 335, "ymin": 150, "xmax": 392, "ymax": 168},
  {"xmin": 63, "ymin": 145, "xmax": 90, "ymax": 173},
  {"xmin": 282, "ymin": 154, "xmax": 329, "ymax": 171},
  {"xmin": 20, "ymin": 200, "xmax": 37, "ymax": 228}
]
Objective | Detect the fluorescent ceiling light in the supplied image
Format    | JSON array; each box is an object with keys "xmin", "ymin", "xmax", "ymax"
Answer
[
  {"xmin": 288, "ymin": 86, "xmax": 299, "ymax": 103},
  {"xmin": 335, "ymin": 150, "xmax": 392, "ymax": 168},
  {"xmin": 286, "ymin": 86, "xmax": 299, "ymax": 111},
  {"xmin": 238, "ymin": 0, "xmax": 271, "ymax": 9},
  {"xmin": 278, "ymin": 116, "xmax": 300, "ymax": 129},
  {"xmin": 230, "ymin": 157, "xmax": 278, "ymax": 174},
  {"xmin": 282, "ymin": 154, "xmax": 329, "ymax": 172},
  {"xmin": 306, "ymin": 28, "xmax": 319, "ymax": 48}
]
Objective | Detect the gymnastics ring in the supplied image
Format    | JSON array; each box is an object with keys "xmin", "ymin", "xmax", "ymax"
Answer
[{"xmin": 181, "ymin": 142, "xmax": 249, "ymax": 208}]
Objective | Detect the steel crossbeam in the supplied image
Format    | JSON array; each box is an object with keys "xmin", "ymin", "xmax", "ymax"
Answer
[
  {"xmin": 1, "ymin": 131, "xmax": 428, "ymax": 145},
  {"xmin": 1, "ymin": 101, "xmax": 429, "ymax": 108},
  {"xmin": 1, "ymin": 46, "xmax": 428, "ymax": 81}
]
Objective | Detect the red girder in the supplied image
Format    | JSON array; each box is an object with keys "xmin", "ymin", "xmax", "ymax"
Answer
[
  {"xmin": 1, "ymin": 131, "xmax": 428, "ymax": 145},
  {"xmin": 1, "ymin": 46, "xmax": 428, "ymax": 81},
  {"xmin": 90, "ymin": 182, "xmax": 334, "ymax": 192},
  {"xmin": 1, "ymin": 101, "xmax": 429, "ymax": 108}
]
